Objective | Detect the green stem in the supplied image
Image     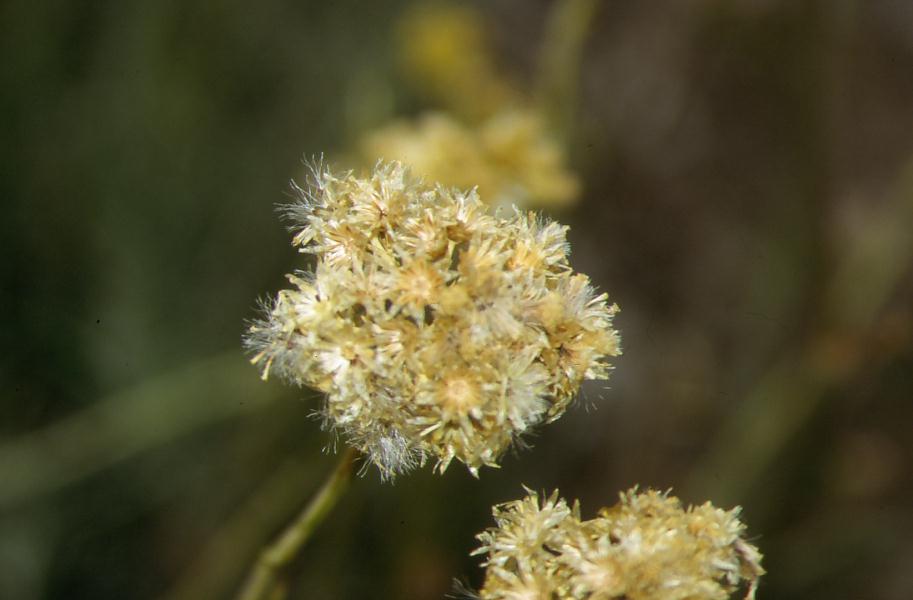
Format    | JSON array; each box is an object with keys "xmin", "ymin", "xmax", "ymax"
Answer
[
  {"xmin": 0, "ymin": 351, "xmax": 280, "ymax": 510},
  {"xmin": 235, "ymin": 448, "xmax": 358, "ymax": 600},
  {"xmin": 537, "ymin": 0, "xmax": 601, "ymax": 146},
  {"xmin": 163, "ymin": 457, "xmax": 319, "ymax": 600}
]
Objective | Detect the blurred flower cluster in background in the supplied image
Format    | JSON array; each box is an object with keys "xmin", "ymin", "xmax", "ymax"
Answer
[{"xmin": 2, "ymin": 1, "xmax": 912, "ymax": 599}]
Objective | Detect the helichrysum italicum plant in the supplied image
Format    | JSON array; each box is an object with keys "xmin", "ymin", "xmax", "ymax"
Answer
[
  {"xmin": 473, "ymin": 488, "xmax": 764, "ymax": 600},
  {"xmin": 245, "ymin": 161, "xmax": 620, "ymax": 479},
  {"xmin": 361, "ymin": 109, "xmax": 580, "ymax": 211}
]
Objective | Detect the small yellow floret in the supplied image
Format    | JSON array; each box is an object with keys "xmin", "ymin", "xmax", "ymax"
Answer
[
  {"xmin": 474, "ymin": 489, "xmax": 764, "ymax": 600},
  {"xmin": 361, "ymin": 110, "xmax": 580, "ymax": 211}
]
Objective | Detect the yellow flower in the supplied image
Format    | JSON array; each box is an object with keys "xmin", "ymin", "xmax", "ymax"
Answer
[
  {"xmin": 245, "ymin": 161, "xmax": 619, "ymax": 478},
  {"xmin": 474, "ymin": 489, "xmax": 765, "ymax": 600},
  {"xmin": 361, "ymin": 110, "xmax": 580, "ymax": 211}
]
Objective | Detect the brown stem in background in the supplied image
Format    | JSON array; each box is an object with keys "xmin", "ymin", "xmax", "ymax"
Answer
[{"xmin": 686, "ymin": 156, "xmax": 913, "ymax": 506}]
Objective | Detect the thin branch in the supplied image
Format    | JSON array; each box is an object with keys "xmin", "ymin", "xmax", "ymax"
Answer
[
  {"xmin": 686, "ymin": 156, "xmax": 913, "ymax": 505},
  {"xmin": 235, "ymin": 447, "xmax": 359, "ymax": 600},
  {"xmin": 162, "ymin": 457, "xmax": 318, "ymax": 600},
  {"xmin": 536, "ymin": 0, "xmax": 602, "ymax": 146},
  {"xmin": 0, "ymin": 351, "xmax": 282, "ymax": 510}
]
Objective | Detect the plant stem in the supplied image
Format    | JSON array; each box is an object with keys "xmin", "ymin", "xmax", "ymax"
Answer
[
  {"xmin": 0, "ymin": 351, "xmax": 281, "ymax": 510},
  {"xmin": 235, "ymin": 447, "xmax": 358, "ymax": 600},
  {"xmin": 163, "ymin": 457, "xmax": 318, "ymax": 600},
  {"xmin": 537, "ymin": 0, "xmax": 601, "ymax": 146},
  {"xmin": 686, "ymin": 155, "xmax": 913, "ymax": 506}
]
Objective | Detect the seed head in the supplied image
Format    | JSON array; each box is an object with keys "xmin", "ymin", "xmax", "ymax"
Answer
[
  {"xmin": 474, "ymin": 489, "xmax": 765, "ymax": 600},
  {"xmin": 245, "ymin": 161, "xmax": 620, "ymax": 479}
]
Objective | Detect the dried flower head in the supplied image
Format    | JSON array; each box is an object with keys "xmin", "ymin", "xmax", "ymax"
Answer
[
  {"xmin": 474, "ymin": 488, "xmax": 764, "ymax": 600},
  {"xmin": 245, "ymin": 161, "xmax": 620, "ymax": 479},
  {"xmin": 361, "ymin": 110, "xmax": 580, "ymax": 211}
]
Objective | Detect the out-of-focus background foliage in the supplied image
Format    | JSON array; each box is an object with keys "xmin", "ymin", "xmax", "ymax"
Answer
[{"xmin": 2, "ymin": 0, "xmax": 912, "ymax": 598}]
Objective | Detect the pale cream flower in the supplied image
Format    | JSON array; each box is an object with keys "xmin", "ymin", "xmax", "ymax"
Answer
[
  {"xmin": 474, "ymin": 489, "xmax": 764, "ymax": 600},
  {"xmin": 245, "ymin": 161, "xmax": 620, "ymax": 478}
]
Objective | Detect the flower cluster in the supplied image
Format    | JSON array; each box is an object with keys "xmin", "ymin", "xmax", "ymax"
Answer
[
  {"xmin": 361, "ymin": 109, "xmax": 580, "ymax": 211},
  {"xmin": 474, "ymin": 488, "xmax": 764, "ymax": 600},
  {"xmin": 245, "ymin": 161, "xmax": 620, "ymax": 479}
]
